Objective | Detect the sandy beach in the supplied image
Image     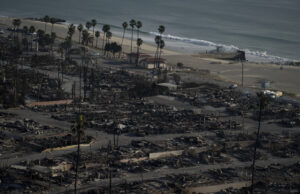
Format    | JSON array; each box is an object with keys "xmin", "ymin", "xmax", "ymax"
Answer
[
  {"xmin": 0, "ymin": 17, "xmax": 178, "ymax": 56},
  {"xmin": 1, "ymin": 16, "xmax": 300, "ymax": 97}
]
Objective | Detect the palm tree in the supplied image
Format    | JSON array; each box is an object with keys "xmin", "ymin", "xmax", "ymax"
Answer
[
  {"xmin": 77, "ymin": 24, "xmax": 83, "ymax": 44},
  {"xmin": 12, "ymin": 19, "xmax": 21, "ymax": 40},
  {"xmin": 95, "ymin": 31, "xmax": 100, "ymax": 48},
  {"xmin": 29, "ymin": 26, "xmax": 35, "ymax": 50},
  {"xmin": 22, "ymin": 37, "xmax": 29, "ymax": 51},
  {"xmin": 66, "ymin": 24, "xmax": 75, "ymax": 56},
  {"xmin": 50, "ymin": 17, "xmax": 56, "ymax": 34},
  {"xmin": 22, "ymin": 26, "xmax": 28, "ymax": 33},
  {"xmin": 136, "ymin": 38, "xmax": 143, "ymax": 66},
  {"xmin": 157, "ymin": 39, "xmax": 165, "ymax": 68},
  {"xmin": 29, "ymin": 25, "xmax": 35, "ymax": 34},
  {"xmin": 154, "ymin": 35, "xmax": 161, "ymax": 68},
  {"xmin": 106, "ymin": 31, "xmax": 112, "ymax": 44},
  {"xmin": 22, "ymin": 26, "xmax": 29, "ymax": 50},
  {"xmin": 102, "ymin": 24, "xmax": 110, "ymax": 50},
  {"xmin": 81, "ymin": 30, "xmax": 90, "ymax": 46},
  {"xmin": 86, "ymin": 21, "xmax": 92, "ymax": 32},
  {"xmin": 37, "ymin": 29, "xmax": 45, "ymax": 38},
  {"xmin": 91, "ymin": 19, "xmax": 97, "ymax": 46},
  {"xmin": 43, "ymin": 15, "xmax": 50, "ymax": 32},
  {"xmin": 129, "ymin": 19, "xmax": 136, "ymax": 54},
  {"xmin": 121, "ymin": 22, "xmax": 128, "ymax": 50},
  {"xmin": 72, "ymin": 114, "xmax": 87, "ymax": 194},
  {"xmin": 136, "ymin": 21, "xmax": 142, "ymax": 39},
  {"xmin": 105, "ymin": 31, "xmax": 112, "ymax": 57},
  {"xmin": 155, "ymin": 25, "xmax": 165, "ymax": 67},
  {"xmin": 79, "ymin": 46, "xmax": 88, "ymax": 101},
  {"xmin": 50, "ymin": 32, "xmax": 56, "ymax": 55},
  {"xmin": 68, "ymin": 24, "xmax": 76, "ymax": 39},
  {"xmin": 22, "ymin": 26, "xmax": 28, "ymax": 40},
  {"xmin": 13, "ymin": 18, "xmax": 21, "ymax": 28},
  {"xmin": 251, "ymin": 93, "xmax": 268, "ymax": 194},
  {"xmin": 158, "ymin": 25, "xmax": 165, "ymax": 35}
]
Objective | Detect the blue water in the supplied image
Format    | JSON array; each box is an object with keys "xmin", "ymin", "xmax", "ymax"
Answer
[{"xmin": 1, "ymin": 0, "xmax": 300, "ymax": 62}]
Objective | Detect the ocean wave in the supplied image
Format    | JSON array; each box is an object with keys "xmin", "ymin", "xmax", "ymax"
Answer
[
  {"xmin": 244, "ymin": 49, "xmax": 291, "ymax": 62},
  {"xmin": 149, "ymin": 31, "xmax": 239, "ymax": 51},
  {"xmin": 148, "ymin": 31, "xmax": 295, "ymax": 62}
]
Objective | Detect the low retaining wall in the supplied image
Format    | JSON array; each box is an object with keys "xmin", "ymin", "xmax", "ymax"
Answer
[{"xmin": 42, "ymin": 141, "xmax": 93, "ymax": 153}]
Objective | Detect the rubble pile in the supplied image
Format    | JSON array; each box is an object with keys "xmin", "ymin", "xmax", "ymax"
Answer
[
  {"xmin": 0, "ymin": 118, "xmax": 62, "ymax": 135},
  {"xmin": 33, "ymin": 134, "xmax": 93, "ymax": 149}
]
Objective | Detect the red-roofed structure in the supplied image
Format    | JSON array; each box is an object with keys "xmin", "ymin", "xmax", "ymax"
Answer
[
  {"xmin": 126, "ymin": 53, "xmax": 168, "ymax": 69},
  {"xmin": 27, "ymin": 99, "xmax": 73, "ymax": 107}
]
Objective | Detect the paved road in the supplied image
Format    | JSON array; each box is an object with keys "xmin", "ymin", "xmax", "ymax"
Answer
[{"xmin": 58, "ymin": 156, "xmax": 300, "ymax": 193}]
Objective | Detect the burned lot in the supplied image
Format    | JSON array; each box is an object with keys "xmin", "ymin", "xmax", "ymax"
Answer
[{"xmin": 0, "ymin": 25, "xmax": 300, "ymax": 194}]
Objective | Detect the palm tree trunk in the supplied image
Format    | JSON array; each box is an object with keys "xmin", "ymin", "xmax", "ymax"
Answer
[
  {"xmin": 130, "ymin": 28, "xmax": 133, "ymax": 53},
  {"xmin": 102, "ymin": 33, "xmax": 106, "ymax": 50},
  {"xmin": 158, "ymin": 47, "xmax": 163, "ymax": 68},
  {"xmin": 14, "ymin": 66, "xmax": 18, "ymax": 107},
  {"xmin": 51, "ymin": 24, "xmax": 54, "ymax": 34},
  {"xmin": 57, "ymin": 61, "xmax": 60, "ymax": 87},
  {"xmin": 74, "ymin": 133, "xmax": 80, "ymax": 194},
  {"xmin": 92, "ymin": 27, "xmax": 95, "ymax": 47},
  {"xmin": 119, "ymin": 29, "xmax": 126, "ymax": 58},
  {"xmin": 251, "ymin": 99, "xmax": 263, "ymax": 194},
  {"xmin": 109, "ymin": 168, "xmax": 112, "ymax": 194},
  {"xmin": 116, "ymin": 131, "xmax": 119, "ymax": 147},
  {"xmin": 61, "ymin": 63, "xmax": 64, "ymax": 84},
  {"xmin": 96, "ymin": 37, "xmax": 98, "ymax": 48},
  {"xmin": 241, "ymin": 61, "xmax": 244, "ymax": 87},
  {"xmin": 121, "ymin": 29, "xmax": 125, "ymax": 48},
  {"xmin": 21, "ymin": 32, "xmax": 24, "ymax": 44},
  {"xmin": 31, "ymin": 35, "xmax": 33, "ymax": 50},
  {"xmin": 79, "ymin": 58, "xmax": 82, "ymax": 101},
  {"xmin": 83, "ymin": 66, "xmax": 87, "ymax": 101},
  {"xmin": 136, "ymin": 45, "xmax": 140, "ymax": 66},
  {"xmin": 154, "ymin": 45, "xmax": 159, "ymax": 68}
]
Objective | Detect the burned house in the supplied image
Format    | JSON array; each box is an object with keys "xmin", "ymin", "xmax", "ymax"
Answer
[{"xmin": 126, "ymin": 52, "xmax": 169, "ymax": 69}]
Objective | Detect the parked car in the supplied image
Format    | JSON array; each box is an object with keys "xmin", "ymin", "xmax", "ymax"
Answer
[{"xmin": 229, "ymin": 84, "xmax": 238, "ymax": 89}]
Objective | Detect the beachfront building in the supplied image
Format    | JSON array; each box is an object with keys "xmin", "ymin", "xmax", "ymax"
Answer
[
  {"xmin": 126, "ymin": 52, "xmax": 169, "ymax": 70},
  {"xmin": 126, "ymin": 53, "xmax": 151, "ymax": 64},
  {"xmin": 139, "ymin": 57, "xmax": 167, "ymax": 69}
]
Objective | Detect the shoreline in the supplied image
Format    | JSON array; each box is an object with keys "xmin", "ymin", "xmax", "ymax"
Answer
[
  {"xmin": 0, "ymin": 16, "xmax": 180, "ymax": 56},
  {"xmin": 2, "ymin": 15, "xmax": 299, "ymax": 64},
  {"xmin": 1, "ymin": 16, "xmax": 300, "ymax": 97}
]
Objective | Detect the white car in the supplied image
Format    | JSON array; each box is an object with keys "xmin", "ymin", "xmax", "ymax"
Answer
[
  {"xmin": 229, "ymin": 84, "xmax": 238, "ymax": 89},
  {"xmin": 0, "ymin": 29, "xmax": 4, "ymax": 34},
  {"xmin": 263, "ymin": 90, "xmax": 282, "ymax": 99}
]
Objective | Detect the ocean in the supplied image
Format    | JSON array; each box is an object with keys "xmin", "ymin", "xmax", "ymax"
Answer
[{"xmin": 1, "ymin": 0, "xmax": 300, "ymax": 62}]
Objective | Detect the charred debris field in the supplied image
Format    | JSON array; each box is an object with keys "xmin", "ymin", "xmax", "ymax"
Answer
[{"xmin": 0, "ymin": 21, "xmax": 300, "ymax": 194}]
